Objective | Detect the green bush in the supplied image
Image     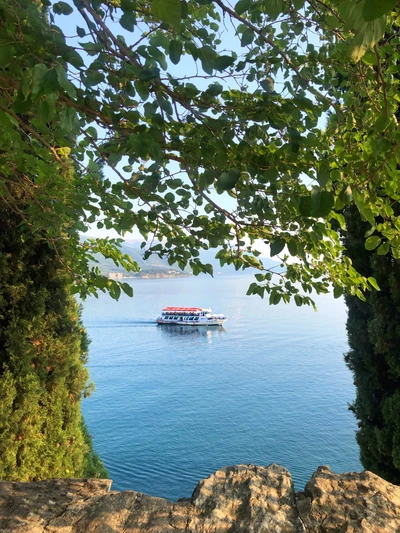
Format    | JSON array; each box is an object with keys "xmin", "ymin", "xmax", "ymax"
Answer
[
  {"xmin": 0, "ymin": 203, "xmax": 105, "ymax": 480},
  {"xmin": 344, "ymin": 206, "xmax": 400, "ymax": 484}
]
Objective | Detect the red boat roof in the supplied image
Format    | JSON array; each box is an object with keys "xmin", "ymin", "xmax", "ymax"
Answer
[{"xmin": 162, "ymin": 307, "xmax": 203, "ymax": 311}]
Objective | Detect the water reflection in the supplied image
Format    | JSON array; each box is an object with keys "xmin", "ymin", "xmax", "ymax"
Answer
[{"xmin": 158, "ymin": 324, "xmax": 226, "ymax": 338}]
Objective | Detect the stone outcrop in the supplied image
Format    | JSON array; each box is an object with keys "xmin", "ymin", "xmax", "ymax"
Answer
[
  {"xmin": 1, "ymin": 464, "xmax": 400, "ymax": 532},
  {"xmin": 297, "ymin": 465, "xmax": 400, "ymax": 532}
]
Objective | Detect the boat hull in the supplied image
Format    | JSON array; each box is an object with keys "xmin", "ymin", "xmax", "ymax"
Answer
[
  {"xmin": 157, "ymin": 318, "xmax": 228, "ymax": 327},
  {"xmin": 156, "ymin": 318, "xmax": 227, "ymax": 326}
]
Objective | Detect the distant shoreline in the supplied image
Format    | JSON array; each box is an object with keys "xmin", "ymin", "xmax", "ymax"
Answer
[{"xmin": 107, "ymin": 272, "xmax": 190, "ymax": 280}]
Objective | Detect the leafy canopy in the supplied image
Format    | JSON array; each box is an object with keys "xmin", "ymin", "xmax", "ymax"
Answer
[{"xmin": 0, "ymin": 0, "xmax": 399, "ymax": 306}]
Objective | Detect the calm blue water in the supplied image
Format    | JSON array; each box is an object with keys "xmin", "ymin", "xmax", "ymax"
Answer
[{"xmin": 81, "ymin": 274, "xmax": 361, "ymax": 500}]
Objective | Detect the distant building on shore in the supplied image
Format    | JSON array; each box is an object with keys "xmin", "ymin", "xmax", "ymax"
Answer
[{"xmin": 108, "ymin": 272, "xmax": 123, "ymax": 280}]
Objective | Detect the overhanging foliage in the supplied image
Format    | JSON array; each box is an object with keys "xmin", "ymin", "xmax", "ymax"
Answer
[{"xmin": 0, "ymin": 0, "xmax": 399, "ymax": 305}]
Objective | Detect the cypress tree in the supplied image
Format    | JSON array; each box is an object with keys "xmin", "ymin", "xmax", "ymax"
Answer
[
  {"xmin": 0, "ymin": 184, "xmax": 106, "ymax": 480},
  {"xmin": 344, "ymin": 206, "xmax": 400, "ymax": 483},
  {"xmin": 0, "ymin": 205, "xmax": 80, "ymax": 479},
  {"xmin": 0, "ymin": 0, "xmax": 107, "ymax": 480}
]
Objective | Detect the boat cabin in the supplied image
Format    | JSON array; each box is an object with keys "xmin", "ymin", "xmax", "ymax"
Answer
[
  {"xmin": 161, "ymin": 307, "xmax": 211, "ymax": 318},
  {"xmin": 157, "ymin": 306, "xmax": 226, "ymax": 326}
]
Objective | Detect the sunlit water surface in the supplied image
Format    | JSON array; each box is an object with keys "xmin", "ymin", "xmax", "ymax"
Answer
[{"xmin": 81, "ymin": 274, "xmax": 361, "ymax": 500}]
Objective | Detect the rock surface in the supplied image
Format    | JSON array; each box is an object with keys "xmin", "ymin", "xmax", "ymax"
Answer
[
  {"xmin": 297, "ymin": 465, "xmax": 400, "ymax": 532},
  {"xmin": 0, "ymin": 464, "xmax": 399, "ymax": 532}
]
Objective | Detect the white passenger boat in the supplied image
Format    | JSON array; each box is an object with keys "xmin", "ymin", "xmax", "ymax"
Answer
[{"xmin": 156, "ymin": 307, "xmax": 227, "ymax": 326}]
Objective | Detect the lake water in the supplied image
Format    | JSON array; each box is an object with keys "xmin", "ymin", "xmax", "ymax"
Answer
[{"xmin": 81, "ymin": 274, "xmax": 361, "ymax": 500}]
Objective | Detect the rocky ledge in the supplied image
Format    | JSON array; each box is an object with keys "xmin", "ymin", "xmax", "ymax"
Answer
[{"xmin": 1, "ymin": 464, "xmax": 400, "ymax": 532}]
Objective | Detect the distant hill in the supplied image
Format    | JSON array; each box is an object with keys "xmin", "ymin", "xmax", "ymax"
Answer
[
  {"xmin": 87, "ymin": 239, "xmax": 283, "ymax": 278},
  {"xmin": 87, "ymin": 241, "xmax": 187, "ymax": 278},
  {"xmin": 198, "ymin": 248, "xmax": 284, "ymax": 276}
]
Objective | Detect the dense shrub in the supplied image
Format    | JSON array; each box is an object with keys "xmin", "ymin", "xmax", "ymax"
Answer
[
  {"xmin": 344, "ymin": 206, "xmax": 400, "ymax": 484},
  {"xmin": 0, "ymin": 203, "xmax": 105, "ymax": 480}
]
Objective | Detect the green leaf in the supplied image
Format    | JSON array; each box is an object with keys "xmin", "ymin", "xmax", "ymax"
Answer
[
  {"xmin": 121, "ymin": 0, "xmax": 136, "ymax": 11},
  {"xmin": 80, "ymin": 42, "xmax": 103, "ymax": 56},
  {"xmin": 84, "ymin": 70, "xmax": 105, "ymax": 87},
  {"xmin": 206, "ymin": 83, "xmax": 223, "ymax": 96},
  {"xmin": 264, "ymin": 0, "xmax": 284, "ymax": 20},
  {"xmin": 364, "ymin": 226, "xmax": 376, "ymax": 238},
  {"xmin": 294, "ymin": 294, "xmax": 303, "ymax": 306},
  {"xmin": 299, "ymin": 195, "xmax": 312, "ymax": 217},
  {"xmin": 31, "ymin": 64, "xmax": 48, "ymax": 97},
  {"xmin": 120, "ymin": 12, "xmax": 136, "ymax": 32},
  {"xmin": 109, "ymin": 282, "xmax": 121, "ymax": 300},
  {"xmin": 368, "ymin": 277, "xmax": 380, "ymax": 291},
  {"xmin": 311, "ymin": 191, "xmax": 334, "ymax": 217},
  {"xmin": 56, "ymin": 66, "xmax": 76, "ymax": 98},
  {"xmin": 76, "ymin": 26, "xmax": 86, "ymax": 38},
  {"xmin": 377, "ymin": 242, "xmax": 390, "ymax": 255},
  {"xmin": 373, "ymin": 112, "xmax": 390, "ymax": 132},
  {"xmin": 121, "ymin": 283, "xmax": 134, "ymax": 297},
  {"xmin": 362, "ymin": 50, "xmax": 377, "ymax": 65},
  {"xmin": 165, "ymin": 192, "xmax": 175, "ymax": 203},
  {"xmin": 246, "ymin": 282, "xmax": 257, "ymax": 296},
  {"xmin": 235, "ymin": 0, "xmax": 252, "ymax": 15},
  {"xmin": 137, "ymin": 67, "xmax": 160, "ymax": 81},
  {"xmin": 53, "ymin": 1, "xmax": 73, "ymax": 15},
  {"xmin": 270, "ymin": 238, "xmax": 285, "ymax": 257},
  {"xmin": 62, "ymin": 47, "xmax": 84, "ymax": 68},
  {"xmin": 317, "ymin": 160, "xmax": 330, "ymax": 187},
  {"xmin": 60, "ymin": 106, "xmax": 80, "ymax": 132},
  {"xmin": 169, "ymin": 40, "xmax": 182, "ymax": 65},
  {"xmin": 288, "ymin": 127, "xmax": 301, "ymax": 152},
  {"xmin": 333, "ymin": 286, "xmax": 343, "ymax": 299},
  {"xmin": 365, "ymin": 235, "xmax": 381, "ymax": 251},
  {"xmin": 152, "ymin": 0, "xmax": 181, "ymax": 32},
  {"xmin": 338, "ymin": 186, "xmax": 353, "ymax": 207},
  {"xmin": 85, "ymin": 126, "xmax": 98, "ymax": 139},
  {"xmin": 350, "ymin": 16, "xmax": 386, "ymax": 61},
  {"xmin": 216, "ymin": 169, "xmax": 241, "ymax": 191},
  {"xmin": 198, "ymin": 45, "xmax": 216, "ymax": 74},
  {"xmin": 0, "ymin": 45, "xmax": 15, "ymax": 67},
  {"xmin": 260, "ymin": 77, "xmax": 274, "ymax": 93},
  {"xmin": 287, "ymin": 241, "xmax": 297, "ymax": 256},
  {"xmin": 269, "ymin": 291, "xmax": 281, "ymax": 305},
  {"xmin": 362, "ymin": 0, "xmax": 397, "ymax": 21},
  {"xmin": 30, "ymin": 66, "xmax": 59, "ymax": 99},
  {"xmin": 129, "ymin": 133, "xmax": 151, "ymax": 159},
  {"xmin": 213, "ymin": 55, "xmax": 235, "ymax": 71},
  {"xmin": 135, "ymin": 81, "xmax": 149, "ymax": 101},
  {"xmin": 353, "ymin": 189, "xmax": 375, "ymax": 226},
  {"xmin": 241, "ymin": 28, "xmax": 254, "ymax": 46}
]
